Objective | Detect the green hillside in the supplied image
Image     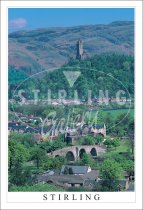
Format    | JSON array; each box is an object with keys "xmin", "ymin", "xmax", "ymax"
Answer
[
  {"xmin": 9, "ymin": 53, "xmax": 134, "ymax": 102},
  {"xmin": 8, "ymin": 21, "xmax": 134, "ymax": 74}
]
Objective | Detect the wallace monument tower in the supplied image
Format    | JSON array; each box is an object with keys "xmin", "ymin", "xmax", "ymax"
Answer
[{"xmin": 76, "ymin": 39, "xmax": 84, "ymax": 60}]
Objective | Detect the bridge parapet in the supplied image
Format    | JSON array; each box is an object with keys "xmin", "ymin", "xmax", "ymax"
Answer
[{"xmin": 47, "ymin": 145, "xmax": 106, "ymax": 161}]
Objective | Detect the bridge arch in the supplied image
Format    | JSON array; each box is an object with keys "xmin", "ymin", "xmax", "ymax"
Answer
[
  {"xmin": 47, "ymin": 180, "xmax": 53, "ymax": 184},
  {"xmin": 90, "ymin": 148, "xmax": 97, "ymax": 157},
  {"xmin": 55, "ymin": 155, "xmax": 60, "ymax": 158},
  {"xmin": 66, "ymin": 151, "xmax": 75, "ymax": 161},
  {"xmin": 79, "ymin": 148, "xmax": 86, "ymax": 159}
]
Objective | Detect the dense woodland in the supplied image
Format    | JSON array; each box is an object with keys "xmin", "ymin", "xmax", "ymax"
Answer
[{"xmin": 9, "ymin": 53, "xmax": 134, "ymax": 100}]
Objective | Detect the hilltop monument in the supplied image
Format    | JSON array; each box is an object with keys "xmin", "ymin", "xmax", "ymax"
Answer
[{"xmin": 76, "ymin": 39, "xmax": 83, "ymax": 60}]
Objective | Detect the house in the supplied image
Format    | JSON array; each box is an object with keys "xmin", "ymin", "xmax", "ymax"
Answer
[
  {"xmin": 90, "ymin": 124, "xmax": 106, "ymax": 137},
  {"xmin": 37, "ymin": 173, "xmax": 84, "ymax": 187},
  {"xmin": 60, "ymin": 165, "xmax": 91, "ymax": 175},
  {"xmin": 64, "ymin": 129, "xmax": 79, "ymax": 145},
  {"xmin": 82, "ymin": 170, "xmax": 100, "ymax": 181},
  {"xmin": 64, "ymin": 124, "xmax": 106, "ymax": 145},
  {"xmin": 78, "ymin": 124, "xmax": 106, "ymax": 137},
  {"xmin": 8, "ymin": 122, "xmax": 27, "ymax": 133},
  {"xmin": 8, "ymin": 122, "xmax": 59, "ymax": 140},
  {"xmin": 37, "ymin": 167, "xmax": 100, "ymax": 189}
]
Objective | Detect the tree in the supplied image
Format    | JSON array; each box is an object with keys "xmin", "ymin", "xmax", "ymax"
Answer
[
  {"xmin": 10, "ymin": 163, "xmax": 23, "ymax": 186},
  {"xmin": 8, "ymin": 140, "xmax": 30, "ymax": 186},
  {"xmin": 81, "ymin": 153, "xmax": 95, "ymax": 168},
  {"xmin": 42, "ymin": 156, "xmax": 53, "ymax": 170},
  {"xmin": 97, "ymin": 111, "xmax": 104, "ymax": 124},
  {"xmin": 52, "ymin": 138, "xmax": 66, "ymax": 150},
  {"xmin": 9, "ymin": 140, "xmax": 29, "ymax": 171},
  {"xmin": 95, "ymin": 135, "xmax": 104, "ymax": 145},
  {"xmin": 104, "ymin": 113, "xmax": 112, "ymax": 130},
  {"xmin": 9, "ymin": 133, "xmax": 36, "ymax": 148},
  {"xmin": 40, "ymin": 141, "xmax": 52, "ymax": 153},
  {"xmin": 100, "ymin": 159, "xmax": 123, "ymax": 191},
  {"xmin": 103, "ymin": 138, "xmax": 120, "ymax": 149},
  {"xmin": 103, "ymin": 138, "xmax": 112, "ymax": 148},
  {"xmin": 43, "ymin": 156, "xmax": 65, "ymax": 170},
  {"xmin": 84, "ymin": 136, "xmax": 95, "ymax": 145},
  {"xmin": 53, "ymin": 156, "xmax": 65, "ymax": 169},
  {"xmin": 101, "ymin": 160, "xmax": 122, "ymax": 179},
  {"xmin": 112, "ymin": 138, "xmax": 120, "ymax": 148},
  {"xmin": 122, "ymin": 160, "xmax": 134, "ymax": 176},
  {"xmin": 127, "ymin": 119, "xmax": 134, "ymax": 155},
  {"xmin": 10, "ymin": 167, "xmax": 33, "ymax": 186},
  {"xmin": 30, "ymin": 146, "xmax": 46, "ymax": 169},
  {"xmin": 79, "ymin": 135, "xmax": 95, "ymax": 145}
]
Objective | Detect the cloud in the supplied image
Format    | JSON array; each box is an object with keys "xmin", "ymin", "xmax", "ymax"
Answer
[{"xmin": 9, "ymin": 18, "xmax": 27, "ymax": 29}]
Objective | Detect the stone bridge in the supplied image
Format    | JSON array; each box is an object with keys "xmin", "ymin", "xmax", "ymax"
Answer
[{"xmin": 47, "ymin": 145, "xmax": 106, "ymax": 161}]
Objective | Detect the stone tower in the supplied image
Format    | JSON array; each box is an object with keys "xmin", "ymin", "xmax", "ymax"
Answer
[{"xmin": 76, "ymin": 39, "xmax": 83, "ymax": 60}]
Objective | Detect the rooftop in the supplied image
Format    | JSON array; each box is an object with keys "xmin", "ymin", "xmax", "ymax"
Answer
[
  {"xmin": 37, "ymin": 174, "xmax": 84, "ymax": 184},
  {"xmin": 61, "ymin": 165, "xmax": 90, "ymax": 175}
]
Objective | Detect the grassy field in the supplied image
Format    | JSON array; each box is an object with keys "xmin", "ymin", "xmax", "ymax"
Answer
[
  {"xmin": 114, "ymin": 140, "xmax": 130, "ymax": 153},
  {"xmin": 104, "ymin": 139, "xmax": 131, "ymax": 158},
  {"xmin": 9, "ymin": 183, "xmax": 65, "ymax": 192},
  {"xmin": 91, "ymin": 108, "xmax": 134, "ymax": 118}
]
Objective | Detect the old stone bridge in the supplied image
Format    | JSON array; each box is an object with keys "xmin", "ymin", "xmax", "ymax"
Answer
[{"xmin": 47, "ymin": 145, "xmax": 106, "ymax": 161}]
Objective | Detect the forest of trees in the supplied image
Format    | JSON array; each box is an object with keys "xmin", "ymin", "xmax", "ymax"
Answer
[{"xmin": 9, "ymin": 53, "xmax": 134, "ymax": 100}]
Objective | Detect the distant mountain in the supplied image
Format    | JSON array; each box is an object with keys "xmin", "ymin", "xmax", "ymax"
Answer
[{"xmin": 8, "ymin": 21, "xmax": 134, "ymax": 75}]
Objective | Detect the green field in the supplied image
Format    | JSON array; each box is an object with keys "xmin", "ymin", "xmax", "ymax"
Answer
[
  {"xmin": 114, "ymin": 140, "xmax": 130, "ymax": 153},
  {"xmin": 89, "ymin": 108, "xmax": 134, "ymax": 123},
  {"xmin": 9, "ymin": 183, "xmax": 65, "ymax": 192}
]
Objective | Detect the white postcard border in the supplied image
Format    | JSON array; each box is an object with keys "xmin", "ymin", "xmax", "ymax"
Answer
[{"xmin": 1, "ymin": 1, "xmax": 142, "ymax": 210}]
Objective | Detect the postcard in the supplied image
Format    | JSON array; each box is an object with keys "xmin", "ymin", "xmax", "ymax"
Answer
[{"xmin": 0, "ymin": 0, "xmax": 143, "ymax": 209}]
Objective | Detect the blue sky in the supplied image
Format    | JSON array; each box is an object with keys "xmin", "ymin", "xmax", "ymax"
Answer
[{"xmin": 8, "ymin": 8, "xmax": 134, "ymax": 33}]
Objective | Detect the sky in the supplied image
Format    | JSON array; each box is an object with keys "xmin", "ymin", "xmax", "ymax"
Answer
[{"xmin": 8, "ymin": 8, "xmax": 134, "ymax": 33}]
